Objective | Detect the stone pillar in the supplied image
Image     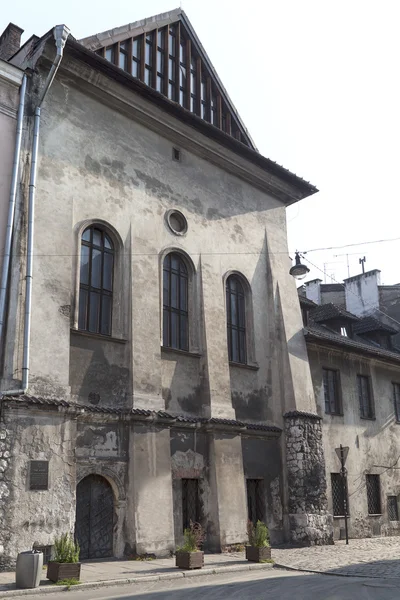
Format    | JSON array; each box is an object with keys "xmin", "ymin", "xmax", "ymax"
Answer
[
  {"xmin": 131, "ymin": 249, "xmax": 163, "ymax": 411},
  {"xmin": 199, "ymin": 259, "xmax": 247, "ymax": 549},
  {"xmin": 284, "ymin": 411, "xmax": 333, "ymax": 546},
  {"xmin": 200, "ymin": 258, "xmax": 234, "ymax": 419},
  {"xmin": 207, "ymin": 432, "xmax": 248, "ymax": 551},
  {"xmin": 128, "ymin": 423, "xmax": 175, "ymax": 557}
]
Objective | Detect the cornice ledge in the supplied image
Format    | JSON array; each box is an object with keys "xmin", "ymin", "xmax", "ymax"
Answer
[{"xmin": 0, "ymin": 101, "xmax": 17, "ymax": 119}]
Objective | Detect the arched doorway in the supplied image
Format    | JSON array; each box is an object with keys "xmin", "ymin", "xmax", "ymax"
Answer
[{"xmin": 75, "ymin": 475, "xmax": 114, "ymax": 559}]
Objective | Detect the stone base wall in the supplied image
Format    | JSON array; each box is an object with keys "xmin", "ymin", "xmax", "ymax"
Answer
[
  {"xmin": 284, "ymin": 411, "xmax": 333, "ymax": 546},
  {"xmin": 0, "ymin": 418, "xmax": 13, "ymax": 570},
  {"xmin": 0, "ymin": 405, "xmax": 77, "ymax": 572}
]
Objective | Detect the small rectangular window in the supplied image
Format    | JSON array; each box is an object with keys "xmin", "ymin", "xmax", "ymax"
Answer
[
  {"xmin": 393, "ymin": 383, "xmax": 400, "ymax": 422},
  {"xmin": 172, "ymin": 147, "xmax": 181, "ymax": 162},
  {"xmin": 323, "ymin": 369, "xmax": 341, "ymax": 415},
  {"xmin": 132, "ymin": 36, "xmax": 141, "ymax": 78},
  {"xmin": 105, "ymin": 46, "xmax": 115, "ymax": 63},
  {"xmin": 246, "ymin": 479, "xmax": 265, "ymax": 524},
  {"xmin": 29, "ymin": 461, "xmax": 49, "ymax": 491},
  {"xmin": 118, "ymin": 40, "xmax": 129, "ymax": 72},
  {"xmin": 132, "ymin": 37, "xmax": 141, "ymax": 59},
  {"xmin": 357, "ymin": 375, "xmax": 374, "ymax": 419},
  {"xmin": 331, "ymin": 473, "xmax": 348, "ymax": 516},
  {"xmin": 366, "ymin": 474, "xmax": 381, "ymax": 515},
  {"xmin": 182, "ymin": 479, "xmax": 200, "ymax": 532},
  {"xmin": 388, "ymin": 496, "xmax": 399, "ymax": 521}
]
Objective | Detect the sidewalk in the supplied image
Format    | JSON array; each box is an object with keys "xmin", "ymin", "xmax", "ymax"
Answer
[{"xmin": 0, "ymin": 552, "xmax": 273, "ymax": 597}]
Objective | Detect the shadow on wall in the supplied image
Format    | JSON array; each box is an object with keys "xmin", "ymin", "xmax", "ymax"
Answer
[
  {"xmin": 70, "ymin": 337, "xmax": 130, "ymax": 409},
  {"xmin": 229, "ymin": 232, "xmax": 286, "ymax": 424},
  {"xmin": 162, "ymin": 262, "xmax": 211, "ymax": 419},
  {"xmin": 162, "ymin": 352, "xmax": 209, "ymax": 417}
]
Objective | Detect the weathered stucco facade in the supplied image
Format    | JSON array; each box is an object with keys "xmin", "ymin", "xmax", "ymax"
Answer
[
  {"xmin": 310, "ymin": 345, "xmax": 400, "ymax": 539},
  {"xmin": 0, "ymin": 59, "xmax": 23, "ymax": 289},
  {"xmin": 302, "ymin": 292, "xmax": 400, "ymax": 541},
  {"xmin": 0, "ymin": 12, "xmax": 330, "ymax": 568}
]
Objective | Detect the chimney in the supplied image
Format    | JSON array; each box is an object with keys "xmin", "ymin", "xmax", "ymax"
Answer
[
  {"xmin": 0, "ymin": 23, "xmax": 24, "ymax": 61},
  {"xmin": 344, "ymin": 269, "xmax": 381, "ymax": 317},
  {"xmin": 304, "ymin": 278, "xmax": 322, "ymax": 305}
]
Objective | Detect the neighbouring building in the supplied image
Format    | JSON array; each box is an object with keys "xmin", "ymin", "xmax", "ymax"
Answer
[
  {"xmin": 301, "ymin": 270, "xmax": 400, "ymax": 345},
  {"xmin": 0, "ymin": 10, "xmax": 332, "ymax": 569},
  {"xmin": 300, "ymin": 276, "xmax": 400, "ymax": 540}
]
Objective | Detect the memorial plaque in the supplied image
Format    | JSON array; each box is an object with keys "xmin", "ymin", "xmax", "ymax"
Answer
[{"xmin": 29, "ymin": 460, "xmax": 49, "ymax": 490}]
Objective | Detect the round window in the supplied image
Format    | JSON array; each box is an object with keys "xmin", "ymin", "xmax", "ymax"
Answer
[{"xmin": 166, "ymin": 210, "xmax": 188, "ymax": 236}]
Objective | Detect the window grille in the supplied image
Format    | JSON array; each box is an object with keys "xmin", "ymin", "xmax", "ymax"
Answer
[
  {"xmin": 357, "ymin": 375, "xmax": 374, "ymax": 419},
  {"xmin": 246, "ymin": 479, "xmax": 265, "ymax": 524},
  {"xmin": 79, "ymin": 226, "xmax": 114, "ymax": 336},
  {"xmin": 393, "ymin": 383, "xmax": 400, "ymax": 422},
  {"xmin": 331, "ymin": 473, "xmax": 348, "ymax": 516},
  {"xmin": 388, "ymin": 496, "xmax": 399, "ymax": 521},
  {"xmin": 323, "ymin": 369, "xmax": 341, "ymax": 414},
  {"xmin": 182, "ymin": 479, "xmax": 200, "ymax": 531},
  {"xmin": 366, "ymin": 474, "xmax": 381, "ymax": 515},
  {"xmin": 163, "ymin": 253, "xmax": 189, "ymax": 351},
  {"xmin": 226, "ymin": 275, "xmax": 246, "ymax": 364}
]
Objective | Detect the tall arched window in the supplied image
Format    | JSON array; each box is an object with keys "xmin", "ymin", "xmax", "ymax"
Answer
[
  {"xmin": 78, "ymin": 226, "xmax": 114, "ymax": 335},
  {"xmin": 163, "ymin": 253, "xmax": 188, "ymax": 350},
  {"xmin": 226, "ymin": 275, "xmax": 246, "ymax": 364}
]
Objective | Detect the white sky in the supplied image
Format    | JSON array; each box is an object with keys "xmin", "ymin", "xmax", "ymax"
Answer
[{"xmin": 2, "ymin": 0, "xmax": 399, "ymax": 285}]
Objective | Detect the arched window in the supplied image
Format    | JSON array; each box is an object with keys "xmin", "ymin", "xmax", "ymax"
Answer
[
  {"xmin": 163, "ymin": 253, "xmax": 188, "ymax": 350},
  {"xmin": 226, "ymin": 275, "xmax": 246, "ymax": 364},
  {"xmin": 78, "ymin": 226, "xmax": 114, "ymax": 335}
]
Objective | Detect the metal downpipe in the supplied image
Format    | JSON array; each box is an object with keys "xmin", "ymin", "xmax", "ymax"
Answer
[
  {"xmin": 0, "ymin": 74, "xmax": 27, "ymax": 344},
  {"xmin": 1, "ymin": 25, "xmax": 70, "ymax": 397}
]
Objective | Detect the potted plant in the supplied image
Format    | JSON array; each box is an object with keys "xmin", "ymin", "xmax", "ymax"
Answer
[
  {"xmin": 245, "ymin": 520, "xmax": 271, "ymax": 562},
  {"xmin": 175, "ymin": 521, "xmax": 205, "ymax": 570},
  {"xmin": 47, "ymin": 534, "xmax": 81, "ymax": 583}
]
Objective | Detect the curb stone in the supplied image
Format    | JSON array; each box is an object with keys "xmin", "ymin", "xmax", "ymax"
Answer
[
  {"xmin": 273, "ymin": 562, "xmax": 400, "ymax": 580},
  {"xmin": 0, "ymin": 562, "xmax": 274, "ymax": 597}
]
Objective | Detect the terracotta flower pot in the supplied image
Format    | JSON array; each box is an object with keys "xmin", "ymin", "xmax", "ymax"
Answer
[
  {"xmin": 46, "ymin": 561, "xmax": 81, "ymax": 582},
  {"xmin": 175, "ymin": 551, "xmax": 204, "ymax": 570},
  {"xmin": 245, "ymin": 545, "xmax": 271, "ymax": 562}
]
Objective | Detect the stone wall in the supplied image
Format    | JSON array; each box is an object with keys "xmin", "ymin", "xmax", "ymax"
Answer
[
  {"xmin": 284, "ymin": 411, "xmax": 333, "ymax": 545},
  {"xmin": 0, "ymin": 417, "xmax": 12, "ymax": 570},
  {"xmin": 0, "ymin": 404, "xmax": 77, "ymax": 571}
]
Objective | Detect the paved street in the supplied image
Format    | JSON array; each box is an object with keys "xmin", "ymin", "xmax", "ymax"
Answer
[
  {"xmin": 3, "ymin": 536, "xmax": 400, "ymax": 597},
  {"xmin": 273, "ymin": 536, "xmax": 400, "ymax": 578},
  {"xmin": 13, "ymin": 569, "xmax": 400, "ymax": 600}
]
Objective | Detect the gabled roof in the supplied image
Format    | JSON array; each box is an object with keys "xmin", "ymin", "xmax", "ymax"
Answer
[
  {"xmin": 310, "ymin": 302, "xmax": 359, "ymax": 324},
  {"xmin": 299, "ymin": 295, "xmax": 318, "ymax": 309},
  {"xmin": 79, "ymin": 8, "xmax": 256, "ymax": 150},
  {"xmin": 305, "ymin": 324, "xmax": 400, "ymax": 364},
  {"xmin": 353, "ymin": 316, "xmax": 399, "ymax": 336}
]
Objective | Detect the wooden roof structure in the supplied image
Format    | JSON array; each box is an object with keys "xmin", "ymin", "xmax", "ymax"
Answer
[{"xmin": 79, "ymin": 8, "xmax": 257, "ymax": 149}]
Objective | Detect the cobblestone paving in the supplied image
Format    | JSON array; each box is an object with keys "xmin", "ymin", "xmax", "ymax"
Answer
[{"xmin": 273, "ymin": 536, "xmax": 400, "ymax": 578}]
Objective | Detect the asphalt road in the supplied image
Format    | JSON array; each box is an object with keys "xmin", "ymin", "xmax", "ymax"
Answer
[{"xmin": 15, "ymin": 569, "xmax": 400, "ymax": 600}]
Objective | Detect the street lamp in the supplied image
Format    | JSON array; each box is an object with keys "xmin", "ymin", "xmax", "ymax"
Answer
[{"xmin": 289, "ymin": 252, "xmax": 310, "ymax": 280}]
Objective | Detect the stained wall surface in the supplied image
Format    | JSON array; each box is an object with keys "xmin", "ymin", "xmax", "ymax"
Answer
[{"xmin": 309, "ymin": 344, "xmax": 400, "ymax": 539}]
